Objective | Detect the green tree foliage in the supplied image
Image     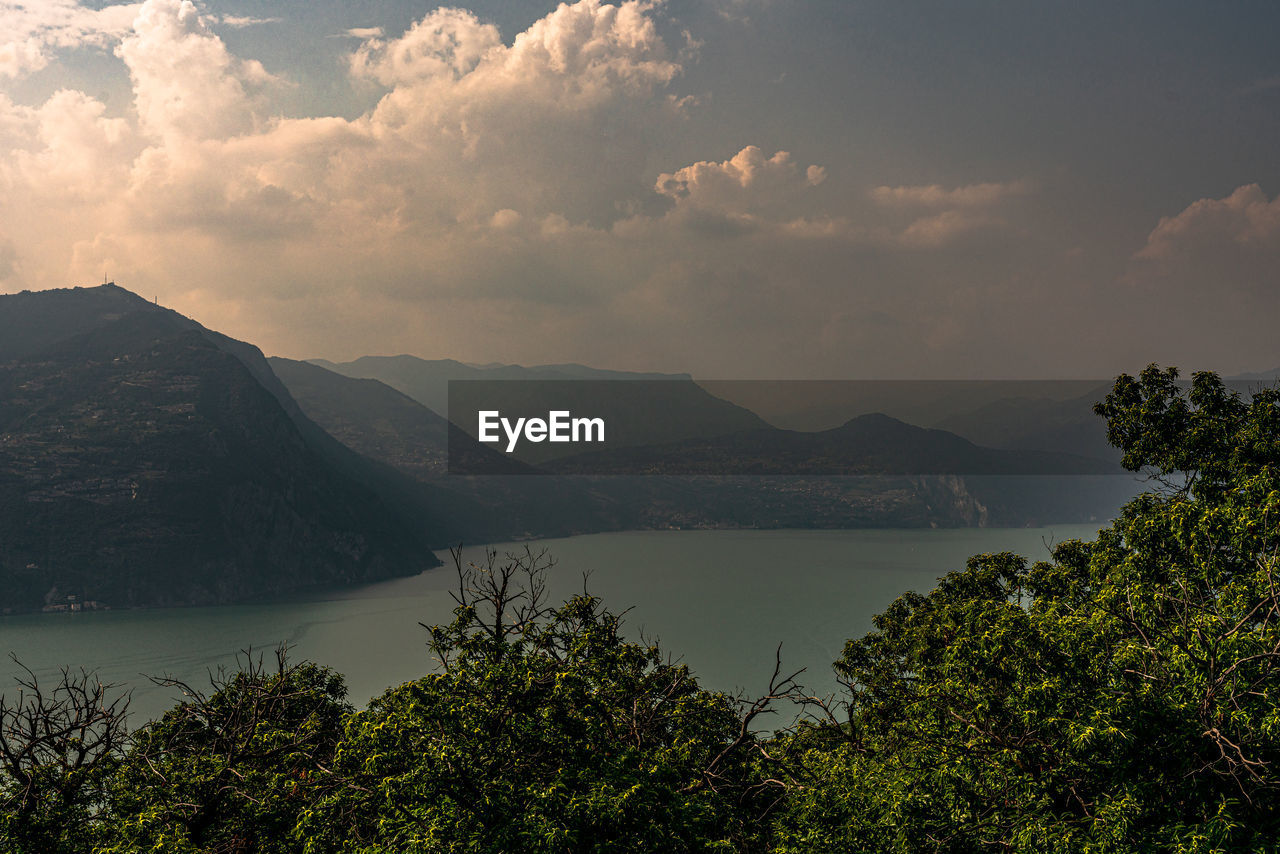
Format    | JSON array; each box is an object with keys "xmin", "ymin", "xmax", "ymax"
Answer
[
  {"xmin": 298, "ymin": 547, "xmax": 791, "ymax": 853},
  {"xmin": 101, "ymin": 650, "xmax": 350, "ymax": 854},
  {"xmin": 773, "ymin": 366, "xmax": 1280, "ymax": 852}
]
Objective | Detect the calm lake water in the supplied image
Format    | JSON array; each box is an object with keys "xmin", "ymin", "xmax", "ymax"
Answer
[{"xmin": 0, "ymin": 526, "xmax": 1102, "ymax": 724}]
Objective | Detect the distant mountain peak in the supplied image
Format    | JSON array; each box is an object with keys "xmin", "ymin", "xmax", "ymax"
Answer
[
  {"xmin": 831, "ymin": 412, "xmax": 940, "ymax": 438},
  {"xmin": 838, "ymin": 411, "xmax": 908, "ymax": 428}
]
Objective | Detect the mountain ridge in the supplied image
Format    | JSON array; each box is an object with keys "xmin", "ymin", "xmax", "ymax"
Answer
[{"xmin": 0, "ymin": 285, "xmax": 439, "ymax": 613}]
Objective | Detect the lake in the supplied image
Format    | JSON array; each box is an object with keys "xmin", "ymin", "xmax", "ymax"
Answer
[{"xmin": 0, "ymin": 525, "xmax": 1103, "ymax": 724}]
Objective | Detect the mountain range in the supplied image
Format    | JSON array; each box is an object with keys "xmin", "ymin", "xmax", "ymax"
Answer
[
  {"xmin": 542, "ymin": 412, "xmax": 1118, "ymax": 476},
  {"xmin": 0, "ymin": 284, "xmax": 1150, "ymax": 613}
]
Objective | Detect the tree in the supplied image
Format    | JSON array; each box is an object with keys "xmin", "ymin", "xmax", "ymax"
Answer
[
  {"xmin": 101, "ymin": 648, "xmax": 350, "ymax": 854},
  {"xmin": 772, "ymin": 366, "xmax": 1280, "ymax": 852},
  {"xmin": 298, "ymin": 546, "xmax": 796, "ymax": 853},
  {"xmin": 0, "ymin": 659, "xmax": 129, "ymax": 853}
]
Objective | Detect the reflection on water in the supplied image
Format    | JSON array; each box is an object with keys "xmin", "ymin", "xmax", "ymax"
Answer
[{"xmin": 0, "ymin": 525, "xmax": 1102, "ymax": 724}]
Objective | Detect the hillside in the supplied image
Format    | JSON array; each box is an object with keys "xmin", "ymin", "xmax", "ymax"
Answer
[{"xmin": 0, "ymin": 287, "xmax": 437, "ymax": 613}]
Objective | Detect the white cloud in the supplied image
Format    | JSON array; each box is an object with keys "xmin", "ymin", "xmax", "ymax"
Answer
[
  {"xmin": 354, "ymin": 0, "xmax": 680, "ymax": 103},
  {"xmin": 0, "ymin": 0, "xmax": 1070, "ymax": 377},
  {"xmin": 655, "ymin": 146, "xmax": 825, "ymax": 217},
  {"xmin": 0, "ymin": 38, "xmax": 47, "ymax": 78},
  {"xmin": 13, "ymin": 89, "xmax": 135, "ymax": 197},
  {"xmin": 116, "ymin": 0, "xmax": 280, "ymax": 141},
  {"xmin": 0, "ymin": 0, "xmax": 141, "ymax": 78},
  {"xmin": 0, "ymin": 0, "xmax": 695, "ymax": 292},
  {"xmin": 350, "ymin": 8, "xmax": 501, "ymax": 86},
  {"xmin": 342, "ymin": 0, "xmax": 685, "ymax": 224},
  {"xmin": 217, "ymin": 14, "xmax": 281, "ymax": 28}
]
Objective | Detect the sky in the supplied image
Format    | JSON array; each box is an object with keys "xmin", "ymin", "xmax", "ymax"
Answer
[{"xmin": 1, "ymin": 0, "xmax": 1278, "ymax": 378}]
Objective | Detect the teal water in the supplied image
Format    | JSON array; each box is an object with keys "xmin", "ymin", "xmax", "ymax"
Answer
[{"xmin": 0, "ymin": 526, "xmax": 1103, "ymax": 724}]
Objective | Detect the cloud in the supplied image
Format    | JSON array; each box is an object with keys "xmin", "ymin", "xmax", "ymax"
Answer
[
  {"xmin": 1128, "ymin": 184, "xmax": 1280, "ymax": 304},
  {"xmin": 1135, "ymin": 184, "xmax": 1280, "ymax": 261},
  {"xmin": 0, "ymin": 231, "xmax": 17, "ymax": 281},
  {"xmin": 712, "ymin": 0, "xmax": 771, "ymax": 24},
  {"xmin": 895, "ymin": 209, "xmax": 1005, "ymax": 249},
  {"xmin": 353, "ymin": 1, "xmax": 679, "ymax": 97},
  {"xmin": 349, "ymin": 9, "xmax": 501, "ymax": 86},
  {"xmin": 655, "ymin": 146, "xmax": 825, "ymax": 216},
  {"xmin": 860, "ymin": 180, "xmax": 1031, "ymax": 249},
  {"xmin": 11, "ymin": 89, "xmax": 135, "ymax": 198},
  {"xmin": 216, "ymin": 15, "xmax": 281, "ymax": 28},
  {"xmin": 0, "ymin": 0, "xmax": 141, "ymax": 78},
  {"xmin": 0, "ymin": 0, "xmax": 695, "ymax": 288},
  {"xmin": 1092, "ymin": 184, "xmax": 1280, "ymax": 374},
  {"xmin": 0, "ymin": 39, "xmax": 46, "ymax": 78},
  {"xmin": 643, "ymin": 160, "xmax": 1018, "ymax": 250},
  {"xmin": 116, "ymin": 0, "xmax": 280, "ymax": 141},
  {"xmin": 341, "ymin": 0, "xmax": 685, "ymax": 224},
  {"xmin": 0, "ymin": 0, "xmax": 1083, "ymax": 378},
  {"xmin": 870, "ymin": 180, "xmax": 1030, "ymax": 208}
]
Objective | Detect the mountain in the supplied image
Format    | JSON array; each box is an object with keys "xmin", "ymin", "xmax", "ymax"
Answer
[
  {"xmin": 299, "ymin": 352, "xmax": 1137, "ymax": 528},
  {"xmin": 0, "ymin": 286, "xmax": 437, "ymax": 614},
  {"xmin": 1232, "ymin": 368, "xmax": 1280, "ymax": 380},
  {"xmin": 267, "ymin": 357, "xmax": 537, "ymax": 478},
  {"xmin": 928, "ymin": 388, "xmax": 1120, "ymax": 463},
  {"xmin": 268, "ymin": 357, "xmax": 654, "ymax": 540},
  {"xmin": 310, "ymin": 356, "xmax": 769, "ymax": 462},
  {"xmin": 0, "ymin": 283, "xmax": 163, "ymax": 359},
  {"xmin": 274, "ymin": 357, "xmax": 1137, "ymax": 530},
  {"xmin": 308, "ymin": 356, "xmax": 688, "ymax": 417},
  {"xmin": 537, "ymin": 412, "xmax": 1137, "ymax": 528},
  {"xmin": 543, "ymin": 412, "xmax": 1122, "ymax": 476}
]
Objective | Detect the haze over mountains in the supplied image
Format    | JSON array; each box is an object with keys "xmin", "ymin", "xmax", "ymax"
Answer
[
  {"xmin": 310, "ymin": 356, "xmax": 771, "ymax": 465},
  {"xmin": 0, "ymin": 284, "xmax": 1151, "ymax": 614},
  {"xmin": 310, "ymin": 356, "xmax": 691, "ymax": 419},
  {"xmin": 1233, "ymin": 367, "xmax": 1280, "ymax": 380},
  {"xmin": 542, "ymin": 412, "xmax": 1119, "ymax": 477}
]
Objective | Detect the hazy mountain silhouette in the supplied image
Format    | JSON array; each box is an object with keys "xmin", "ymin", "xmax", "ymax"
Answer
[
  {"xmin": 311, "ymin": 355, "xmax": 769, "ymax": 461},
  {"xmin": 542, "ymin": 412, "xmax": 1122, "ymax": 476},
  {"xmin": 267, "ymin": 357, "xmax": 660, "ymax": 540},
  {"xmin": 928, "ymin": 389, "xmax": 1120, "ymax": 463},
  {"xmin": 1232, "ymin": 367, "xmax": 1280, "ymax": 380}
]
